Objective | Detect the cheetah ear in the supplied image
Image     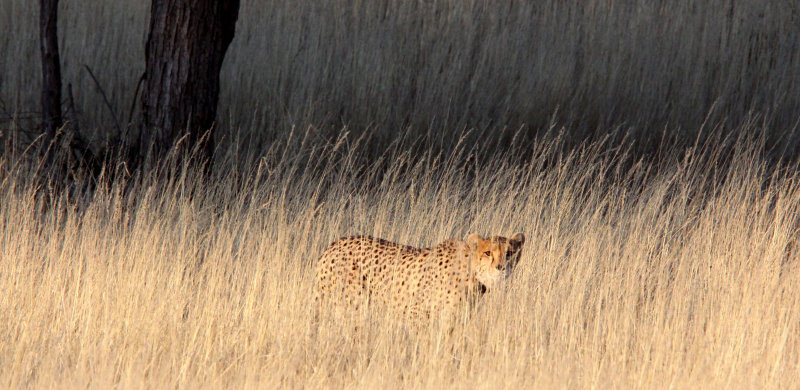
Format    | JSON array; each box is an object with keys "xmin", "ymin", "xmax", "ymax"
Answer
[
  {"xmin": 510, "ymin": 232, "xmax": 525, "ymax": 248},
  {"xmin": 467, "ymin": 233, "xmax": 483, "ymax": 250}
]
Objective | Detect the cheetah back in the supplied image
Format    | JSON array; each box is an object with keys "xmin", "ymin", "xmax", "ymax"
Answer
[{"xmin": 313, "ymin": 236, "xmax": 472, "ymax": 317}]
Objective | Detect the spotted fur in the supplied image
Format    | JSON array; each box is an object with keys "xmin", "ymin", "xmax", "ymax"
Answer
[{"xmin": 313, "ymin": 233, "xmax": 525, "ymax": 320}]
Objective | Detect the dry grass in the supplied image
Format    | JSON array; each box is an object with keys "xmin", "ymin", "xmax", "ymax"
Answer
[
  {"xmin": 2, "ymin": 0, "xmax": 800, "ymax": 388},
  {"xmin": 2, "ymin": 129, "xmax": 799, "ymax": 388}
]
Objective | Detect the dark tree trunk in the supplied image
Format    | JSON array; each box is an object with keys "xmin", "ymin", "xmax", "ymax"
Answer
[
  {"xmin": 40, "ymin": 0, "xmax": 63, "ymax": 142},
  {"xmin": 139, "ymin": 0, "xmax": 240, "ymax": 167}
]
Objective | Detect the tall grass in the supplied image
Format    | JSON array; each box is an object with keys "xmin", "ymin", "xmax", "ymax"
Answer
[
  {"xmin": 2, "ymin": 0, "xmax": 800, "ymax": 388},
  {"xmin": 2, "ymin": 127, "xmax": 799, "ymax": 388},
  {"xmin": 1, "ymin": 0, "xmax": 798, "ymax": 154}
]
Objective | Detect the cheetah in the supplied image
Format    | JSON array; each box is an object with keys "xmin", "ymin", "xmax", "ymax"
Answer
[{"xmin": 313, "ymin": 233, "xmax": 525, "ymax": 320}]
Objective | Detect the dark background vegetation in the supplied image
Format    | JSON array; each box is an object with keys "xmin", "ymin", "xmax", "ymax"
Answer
[{"xmin": 2, "ymin": 0, "xmax": 799, "ymax": 167}]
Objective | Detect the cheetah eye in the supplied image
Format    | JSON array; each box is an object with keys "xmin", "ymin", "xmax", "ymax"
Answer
[{"xmin": 483, "ymin": 251, "xmax": 492, "ymax": 257}]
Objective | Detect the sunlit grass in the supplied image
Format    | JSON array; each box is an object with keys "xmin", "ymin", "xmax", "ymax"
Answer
[
  {"xmin": 1, "ymin": 0, "xmax": 798, "ymax": 387},
  {"xmin": 2, "ymin": 130, "xmax": 798, "ymax": 388}
]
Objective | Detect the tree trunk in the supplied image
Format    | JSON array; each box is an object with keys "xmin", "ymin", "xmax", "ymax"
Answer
[
  {"xmin": 139, "ymin": 0, "xmax": 240, "ymax": 166},
  {"xmin": 40, "ymin": 0, "xmax": 63, "ymax": 142}
]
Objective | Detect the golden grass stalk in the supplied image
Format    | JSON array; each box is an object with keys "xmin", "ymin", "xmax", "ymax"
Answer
[{"xmin": 1, "ymin": 130, "xmax": 798, "ymax": 388}]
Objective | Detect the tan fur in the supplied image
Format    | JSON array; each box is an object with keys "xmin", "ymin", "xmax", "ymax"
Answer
[{"xmin": 313, "ymin": 233, "xmax": 525, "ymax": 320}]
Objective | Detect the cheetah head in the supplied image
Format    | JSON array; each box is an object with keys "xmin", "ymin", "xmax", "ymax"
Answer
[{"xmin": 466, "ymin": 232, "xmax": 525, "ymax": 290}]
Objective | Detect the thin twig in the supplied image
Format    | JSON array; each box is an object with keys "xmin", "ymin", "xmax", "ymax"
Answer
[
  {"xmin": 0, "ymin": 96, "xmax": 13, "ymax": 118},
  {"xmin": 128, "ymin": 72, "xmax": 145, "ymax": 126},
  {"xmin": 67, "ymin": 83, "xmax": 80, "ymax": 134},
  {"xmin": 84, "ymin": 64, "xmax": 122, "ymax": 135}
]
